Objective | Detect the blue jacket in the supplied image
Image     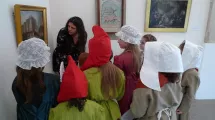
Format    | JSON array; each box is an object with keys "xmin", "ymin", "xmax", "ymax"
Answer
[{"xmin": 12, "ymin": 73, "xmax": 60, "ymax": 120}]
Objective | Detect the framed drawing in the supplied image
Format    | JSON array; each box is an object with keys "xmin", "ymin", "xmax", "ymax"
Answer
[
  {"xmin": 145, "ymin": 0, "xmax": 192, "ymax": 32},
  {"xmin": 97, "ymin": 0, "xmax": 125, "ymax": 33},
  {"xmin": 14, "ymin": 4, "xmax": 48, "ymax": 44}
]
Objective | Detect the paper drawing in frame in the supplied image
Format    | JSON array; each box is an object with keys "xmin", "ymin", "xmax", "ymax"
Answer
[{"xmin": 97, "ymin": 0, "xmax": 125, "ymax": 33}]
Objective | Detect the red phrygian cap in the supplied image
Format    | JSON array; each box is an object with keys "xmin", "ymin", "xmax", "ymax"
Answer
[
  {"xmin": 57, "ymin": 56, "xmax": 88, "ymax": 103},
  {"xmin": 81, "ymin": 25, "xmax": 111, "ymax": 71}
]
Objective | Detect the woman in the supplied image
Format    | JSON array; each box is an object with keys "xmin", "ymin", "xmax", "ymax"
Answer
[
  {"xmin": 53, "ymin": 16, "xmax": 87, "ymax": 73},
  {"xmin": 114, "ymin": 25, "xmax": 141, "ymax": 115},
  {"xmin": 81, "ymin": 26, "xmax": 125, "ymax": 120},
  {"xmin": 12, "ymin": 38, "xmax": 60, "ymax": 120},
  {"xmin": 130, "ymin": 42, "xmax": 184, "ymax": 120},
  {"xmin": 177, "ymin": 40, "xmax": 203, "ymax": 120},
  {"xmin": 49, "ymin": 56, "xmax": 105, "ymax": 120},
  {"xmin": 140, "ymin": 34, "xmax": 157, "ymax": 63}
]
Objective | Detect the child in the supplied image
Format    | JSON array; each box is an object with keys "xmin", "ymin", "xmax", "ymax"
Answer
[
  {"xmin": 130, "ymin": 42, "xmax": 184, "ymax": 120},
  {"xmin": 114, "ymin": 25, "xmax": 141, "ymax": 115},
  {"xmin": 12, "ymin": 38, "xmax": 60, "ymax": 120},
  {"xmin": 139, "ymin": 34, "xmax": 157, "ymax": 51},
  {"xmin": 139, "ymin": 34, "xmax": 157, "ymax": 64},
  {"xmin": 177, "ymin": 40, "xmax": 203, "ymax": 120},
  {"xmin": 78, "ymin": 52, "xmax": 89, "ymax": 67},
  {"xmin": 78, "ymin": 50, "xmax": 113, "ymax": 67},
  {"xmin": 81, "ymin": 26, "xmax": 125, "ymax": 120},
  {"xmin": 49, "ymin": 56, "xmax": 105, "ymax": 120}
]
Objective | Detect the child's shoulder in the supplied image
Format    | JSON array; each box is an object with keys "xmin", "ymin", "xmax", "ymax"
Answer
[
  {"xmin": 86, "ymin": 100, "xmax": 100, "ymax": 106},
  {"xmin": 183, "ymin": 69, "xmax": 199, "ymax": 77},
  {"xmin": 85, "ymin": 100, "xmax": 104, "ymax": 110}
]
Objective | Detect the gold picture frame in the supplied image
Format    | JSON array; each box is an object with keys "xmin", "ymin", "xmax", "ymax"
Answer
[
  {"xmin": 14, "ymin": 4, "xmax": 48, "ymax": 45},
  {"xmin": 144, "ymin": 0, "xmax": 192, "ymax": 32}
]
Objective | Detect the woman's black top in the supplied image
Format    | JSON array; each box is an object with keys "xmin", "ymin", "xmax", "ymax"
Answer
[{"xmin": 52, "ymin": 28, "xmax": 87, "ymax": 72}]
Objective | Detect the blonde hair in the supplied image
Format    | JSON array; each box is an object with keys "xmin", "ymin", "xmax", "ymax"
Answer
[
  {"xmin": 99, "ymin": 62, "xmax": 123, "ymax": 99},
  {"xmin": 125, "ymin": 44, "xmax": 141, "ymax": 73}
]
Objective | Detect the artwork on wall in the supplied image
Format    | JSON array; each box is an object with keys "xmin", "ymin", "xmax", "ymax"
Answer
[
  {"xmin": 145, "ymin": 0, "xmax": 192, "ymax": 32},
  {"xmin": 97, "ymin": 0, "xmax": 125, "ymax": 33},
  {"xmin": 14, "ymin": 4, "xmax": 48, "ymax": 44}
]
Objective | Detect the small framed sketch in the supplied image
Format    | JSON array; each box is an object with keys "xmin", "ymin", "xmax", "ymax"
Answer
[
  {"xmin": 145, "ymin": 0, "xmax": 192, "ymax": 32},
  {"xmin": 97, "ymin": 0, "xmax": 125, "ymax": 33},
  {"xmin": 14, "ymin": 4, "xmax": 48, "ymax": 44}
]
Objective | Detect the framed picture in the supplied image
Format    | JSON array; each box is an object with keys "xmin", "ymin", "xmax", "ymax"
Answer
[
  {"xmin": 145, "ymin": 0, "xmax": 192, "ymax": 32},
  {"xmin": 14, "ymin": 4, "xmax": 48, "ymax": 44},
  {"xmin": 97, "ymin": 0, "xmax": 125, "ymax": 33}
]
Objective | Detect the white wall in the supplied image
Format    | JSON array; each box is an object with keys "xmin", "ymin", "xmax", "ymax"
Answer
[
  {"xmin": 196, "ymin": 0, "xmax": 215, "ymax": 99},
  {"xmin": 0, "ymin": 0, "xmax": 214, "ymax": 119},
  {"xmin": 49, "ymin": 0, "xmax": 215, "ymax": 99},
  {"xmin": 49, "ymin": 0, "xmax": 124, "ymax": 55},
  {"xmin": 49, "ymin": 0, "xmax": 95, "ymax": 51},
  {"xmin": 208, "ymin": 0, "xmax": 215, "ymax": 43},
  {"xmin": 0, "ymin": 0, "xmax": 53, "ymax": 119}
]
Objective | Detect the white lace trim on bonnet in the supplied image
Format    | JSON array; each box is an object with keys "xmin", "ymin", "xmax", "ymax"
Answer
[
  {"xmin": 16, "ymin": 37, "xmax": 50, "ymax": 70},
  {"xmin": 115, "ymin": 25, "xmax": 141, "ymax": 45},
  {"xmin": 140, "ymin": 42, "xmax": 183, "ymax": 91},
  {"xmin": 182, "ymin": 40, "xmax": 203, "ymax": 72}
]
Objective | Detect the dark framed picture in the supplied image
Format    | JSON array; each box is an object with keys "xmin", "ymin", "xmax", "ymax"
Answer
[
  {"xmin": 97, "ymin": 0, "xmax": 126, "ymax": 33},
  {"xmin": 145, "ymin": 0, "xmax": 192, "ymax": 32},
  {"xmin": 14, "ymin": 4, "xmax": 48, "ymax": 44}
]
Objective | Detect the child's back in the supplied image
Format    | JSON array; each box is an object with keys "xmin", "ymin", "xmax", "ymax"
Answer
[{"xmin": 49, "ymin": 100, "xmax": 105, "ymax": 120}]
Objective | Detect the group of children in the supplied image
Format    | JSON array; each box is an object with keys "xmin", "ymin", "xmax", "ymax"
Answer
[{"xmin": 12, "ymin": 25, "xmax": 203, "ymax": 120}]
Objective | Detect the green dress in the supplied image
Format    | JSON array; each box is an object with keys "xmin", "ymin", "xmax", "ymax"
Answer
[
  {"xmin": 84, "ymin": 67, "xmax": 125, "ymax": 120},
  {"xmin": 49, "ymin": 100, "xmax": 105, "ymax": 120}
]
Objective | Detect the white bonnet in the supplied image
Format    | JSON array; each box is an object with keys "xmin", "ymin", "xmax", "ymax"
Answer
[
  {"xmin": 16, "ymin": 37, "xmax": 50, "ymax": 70},
  {"xmin": 182, "ymin": 40, "xmax": 203, "ymax": 71},
  {"xmin": 140, "ymin": 42, "xmax": 183, "ymax": 91},
  {"xmin": 115, "ymin": 25, "xmax": 141, "ymax": 44}
]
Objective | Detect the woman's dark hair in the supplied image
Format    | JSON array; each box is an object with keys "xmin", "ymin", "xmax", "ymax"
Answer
[
  {"xmin": 160, "ymin": 72, "xmax": 181, "ymax": 83},
  {"xmin": 67, "ymin": 98, "xmax": 86, "ymax": 112},
  {"xmin": 65, "ymin": 16, "xmax": 87, "ymax": 52},
  {"xmin": 16, "ymin": 66, "xmax": 46, "ymax": 104}
]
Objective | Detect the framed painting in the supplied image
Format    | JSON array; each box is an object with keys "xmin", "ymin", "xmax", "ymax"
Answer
[
  {"xmin": 97, "ymin": 0, "xmax": 125, "ymax": 33},
  {"xmin": 14, "ymin": 4, "xmax": 48, "ymax": 45},
  {"xmin": 145, "ymin": 0, "xmax": 192, "ymax": 32}
]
